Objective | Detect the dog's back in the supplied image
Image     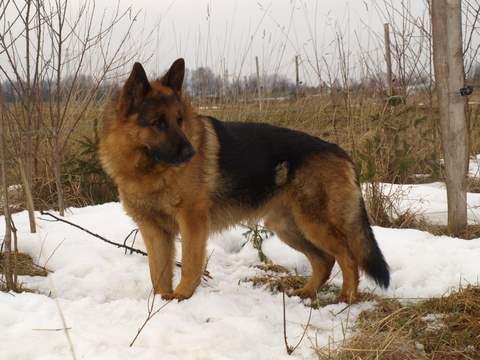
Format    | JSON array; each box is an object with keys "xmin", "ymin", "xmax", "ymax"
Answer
[{"xmin": 208, "ymin": 117, "xmax": 349, "ymax": 206}]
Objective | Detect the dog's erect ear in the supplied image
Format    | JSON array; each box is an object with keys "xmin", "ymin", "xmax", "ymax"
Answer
[
  {"xmin": 122, "ymin": 62, "xmax": 151, "ymax": 115},
  {"xmin": 161, "ymin": 58, "xmax": 185, "ymax": 93}
]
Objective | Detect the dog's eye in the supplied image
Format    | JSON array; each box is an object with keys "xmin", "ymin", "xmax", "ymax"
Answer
[
  {"xmin": 138, "ymin": 113, "xmax": 149, "ymax": 126},
  {"xmin": 155, "ymin": 116, "xmax": 168, "ymax": 131},
  {"xmin": 177, "ymin": 116, "xmax": 183, "ymax": 127}
]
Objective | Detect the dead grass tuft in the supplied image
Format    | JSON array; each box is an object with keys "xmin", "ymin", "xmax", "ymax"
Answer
[
  {"xmin": 467, "ymin": 177, "xmax": 480, "ymax": 193},
  {"xmin": 254, "ymin": 263, "xmax": 290, "ymax": 274},
  {"xmin": 317, "ymin": 285, "xmax": 480, "ymax": 359},
  {"xmin": 0, "ymin": 252, "xmax": 49, "ymax": 277},
  {"xmin": 416, "ymin": 223, "xmax": 480, "ymax": 240},
  {"xmin": 246, "ymin": 266, "xmax": 377, "ymax": 308},
  {"xmin": 364, "ymin": 183, "xmax": 429, "ymax": 229},
  {"xmin": 246, "ymin": 272, "xmax": 308, "ymax": 294}
]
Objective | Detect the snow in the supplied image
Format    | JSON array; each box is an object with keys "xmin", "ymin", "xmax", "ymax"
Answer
[
  {"xmin": 374, "ymin": 182, "xmax": 480, "ymax": 225},
  {"xmin": 1, "ymin": 180, "xmax": 480, "ymax": 358}
]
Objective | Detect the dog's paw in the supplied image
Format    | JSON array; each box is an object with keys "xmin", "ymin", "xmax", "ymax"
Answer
[
  {"xmin": 160, "ymin": 293, "xmax": 176, "ymax": 301},
  {"xmin": 159, "ymin": 286, "xmax": 195, "ymax": 302},
  {"xmin": 335, "ymin": 293, "xmax": 357, "ymax": 304},
  {"xmin": 287, "ymin": 286, "xmax": 317, "ymax": 299},
  {"xmin": 160, "ymin": 292, "xmax": 190, "ymax": 302}
]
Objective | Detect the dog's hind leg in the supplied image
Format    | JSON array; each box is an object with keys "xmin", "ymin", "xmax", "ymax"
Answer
[
  {"xmin": 292, "ymin": 205, "xmax": 359, "ymax": 304},
  {"xmin": 265, "ymin": 208, "xmax": 335, "ymax": 299}
]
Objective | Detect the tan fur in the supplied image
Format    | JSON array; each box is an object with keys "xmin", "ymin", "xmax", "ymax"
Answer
[{"xmin": 100, "ymin": 63, "xmax": 372, "ymax": 303}]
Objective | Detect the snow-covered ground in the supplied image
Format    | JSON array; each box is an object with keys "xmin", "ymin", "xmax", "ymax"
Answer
[
  {"xmin": 2, "ymin": 180, "xmax": 480, "ymax": 359},
  {"xmin": 376, "ymin": 182, "xmax": 480, "ymax": 224}
]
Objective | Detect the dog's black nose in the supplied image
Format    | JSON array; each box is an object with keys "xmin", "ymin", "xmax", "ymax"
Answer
[{"xmin": 177, "ymin": 143, "xmax": 195, "ymax": 163}]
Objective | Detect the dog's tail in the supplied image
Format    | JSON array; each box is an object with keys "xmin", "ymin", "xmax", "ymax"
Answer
[{"xmin": 353, "ymin": 197, "xmax": 390, "ymax": 288}]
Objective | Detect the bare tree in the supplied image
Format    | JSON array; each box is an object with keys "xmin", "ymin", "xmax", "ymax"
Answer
[
  {"xmin": 40, "ymin": 0, "xmax": 140, "ymax": 216},
  {"xmin": 190, "ymin": 66, "xmax": 221, "ymax": 99},
  {"xmin": 0, "ymin": 0, "xmax": 43, "ymax": 232},
  {"xmin": 373, "ymin": 0, "xmax": 433, "ymax": 97},
  {"xmin": 0, "ymin": 86, "xmax": 17, "ymax": 291},
  {"xmin": 462, "ymin": 0, "xmax": 480, "ymax": 76},
  {"xmin": 0, "ymin": 0, "xmax": 144, "ymax": 219}
]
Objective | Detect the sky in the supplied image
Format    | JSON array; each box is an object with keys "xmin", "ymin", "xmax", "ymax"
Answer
[
  {"xmin": 0, "ymin": 0, "xmax": 433, "ymax": 86},
  {"xmin": 95, "ymin": 0, "xmax": 426, "ymax": 84}
]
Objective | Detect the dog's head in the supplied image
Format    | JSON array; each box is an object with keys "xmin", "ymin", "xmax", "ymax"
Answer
[{"xmin": 103, "ymin": 59, "xmax": 195, "ymax": 172}]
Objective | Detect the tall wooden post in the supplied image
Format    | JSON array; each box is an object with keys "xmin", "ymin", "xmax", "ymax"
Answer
[
  {"xmin": 432, "ymin": 0, "xmax": 468, "ymax": 236},
  {"xmin": 255, "ymin": 56, "xmax": 262, "ymax": 110},
  {"xmin": 384, "ymin": 23, "xmax": 393, "ymax": 96},
  {"xmin": 295, "ymin": 55, "xmax": 300, "ymax": 98}
]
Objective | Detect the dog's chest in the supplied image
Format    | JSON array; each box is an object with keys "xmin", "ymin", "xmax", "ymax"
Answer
[{"xmin": 120, "ymin": 188, "xmax": 181, "ymax": 218}]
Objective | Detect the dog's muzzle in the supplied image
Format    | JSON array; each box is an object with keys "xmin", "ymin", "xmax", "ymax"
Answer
[{"xmin": 175, "ymin": 143, "xmax": 195, "ymax": 164}]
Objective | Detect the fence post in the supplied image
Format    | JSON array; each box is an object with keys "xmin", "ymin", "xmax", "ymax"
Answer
[
  {"xmin": 255, "ymin": 56, "xmax": 262, "ymax": 110},
  {"xmin": 384, "ymin": 23, "xmax": 393, "ymax": 96},
  {"xmin": 295, "ymin": 55, "xmax": 300, "ymax": 99},
  {"xmin": 432, "ymin": 0, "xmax": 468, "ymax": 236}
]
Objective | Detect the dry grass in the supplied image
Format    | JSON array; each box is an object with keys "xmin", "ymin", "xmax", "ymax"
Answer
[
  {"xmin": 0, "ymin": 251, "xmax": 48, "ymax": 293},
  {"xmin": 316, "ymin": 285, "xmax": 480, "ymax": 360},
  {"xmin": 417, "ymin": 224, "xmax": 480, "ymax": 240},
  {"xmin": 245, "ymin": 264, "xmax": 377, "ymax": 308},
  {"xmin": 467, "ymin": 177, "xmax": 480, "ymax": 193},
  {"xmin": 0, "ymin": 252, "xmax": 49, "ymax": 277},
  {"xmin": 362, "ymin": 182, "xmax": 433, "ymax": 231},
  {"xmin": 246, "ymin": 272, "xmax": 308, "ymax": 293}
]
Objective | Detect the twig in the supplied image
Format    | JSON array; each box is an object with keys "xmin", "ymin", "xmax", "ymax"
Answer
[
  {"xmin": 40, "ymin": 210, "xmax": 147, "ymax": 256},
  {"xmin": 335, "ymin": 303, "xmax": 353, "ymax": 316},
  {"xmin": 49, "ymin": 277, "xmax": 78, "ymax": 360},
  {"xmin": 123, "ymin": 229, "xmax": 139, "ymax": 255},
  {"xmin": 43, "ymin": 238, "xmax": 66, "ymax": 269},
  {"xmin": 39, "ymin": 211, "xmax": 212, "ymax": 280},
  {"xmin": 282, "ymin": 290, "xmax": 313, "ymax": 356},
  {"xmin": 129, "ymin": 290, "xmax": 173, "ymax": 347}
]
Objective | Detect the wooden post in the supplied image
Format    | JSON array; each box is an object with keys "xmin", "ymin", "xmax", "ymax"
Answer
[
  {"xmin": 223, "ymin": 63, "xmax": 228, "ymax": 102},
  {"xmin": 384, "ymin": 23, "xmax": 393, "ymax": 96},
  {"xmin": 255, "ymin": 56, "xmax": 262, "ymax": 110},
  {"xmin": 295, "ymin": 55, "xmax": 300, "ymax": 98},
  {"xmin": 432, "ymin": 0, "xmax": 468, "ymax": 236}
]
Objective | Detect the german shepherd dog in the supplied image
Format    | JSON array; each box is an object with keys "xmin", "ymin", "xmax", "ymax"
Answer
[{"xmin": 99, "ymin": 59, "xmax": 389, "ymax": 303}]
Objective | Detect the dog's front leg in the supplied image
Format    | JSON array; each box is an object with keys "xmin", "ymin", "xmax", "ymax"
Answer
[
  {"xmin": 137, "ymin": 220, "xmax": 175, "ymax": 297},
  {"xmin": 168, "ymin": 209, "xmax": 209, "ymax": 300}
]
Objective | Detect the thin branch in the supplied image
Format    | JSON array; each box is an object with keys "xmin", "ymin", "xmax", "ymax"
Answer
[
  {"xmin": 40, "ymin": 210, "xmax": 147, "ymax": 255},
  {"xmin": 123, "ymin": 228, "xmax": 139, "ymax": 255},
  {"xmin": 49, "ymin": 277, "xmax": 78, "ymax": 360},
  {"xmin": 38, "ymin": 211, "xmax": 212, "ymax": 280},
  {"xmin": 129, "ymin": 292, "xmax": 173, "ymax": 347},
  {"xmin": 282, "ymin": 290, "xmax": 313, "ymax": 356}
]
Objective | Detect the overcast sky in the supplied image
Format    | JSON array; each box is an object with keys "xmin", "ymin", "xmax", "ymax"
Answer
[
  {"xmin": 96, "ymin": 0, "xmax": 425, "ymax": 84},
  {"xmin": 0, "ymin": 0, "xmax": 430, "ymax": 85}
]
